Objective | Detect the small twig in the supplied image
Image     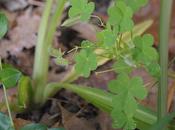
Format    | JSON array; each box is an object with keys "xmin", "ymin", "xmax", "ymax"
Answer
[
  {"xmin": 91, "ymin": 15, "xmax": 105, "ymax": 27},
  {"xmin": 95, "ymin": 68, "xmax": 114, "ymax": 75}
]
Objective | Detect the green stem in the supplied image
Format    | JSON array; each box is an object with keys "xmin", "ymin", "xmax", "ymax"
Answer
[
  {"xmin": 33, "ymin": 0, "xmax": 66, "ymax": 104},
  {"xmin": 2, "ymin": 85, "xmax": 14, "ymax": 128},
  {"xmin": 0, "ymin": 58, "xmax": 14, "ymax": 128},
  {"xmin": 158, "ymin": 0, "xmax": 173, "ymax": 120},
  {"xmin": 32, "ymin": 0, "xmax": 53, "ymax": 104}
]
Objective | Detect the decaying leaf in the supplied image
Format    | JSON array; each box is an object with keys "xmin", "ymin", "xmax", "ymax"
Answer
[
  {"xmin": 0, "ymin": 0, "xmax": 28, "ymax": 11},
  {"xmin": 0, "ymin": 9, "xmax": 40, "ymax": 58}
]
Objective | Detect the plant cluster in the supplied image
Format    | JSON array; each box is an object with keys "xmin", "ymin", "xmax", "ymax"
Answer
[{"xmin": 66, "ymin": 0, "xmax": 159, "ymax": 129}]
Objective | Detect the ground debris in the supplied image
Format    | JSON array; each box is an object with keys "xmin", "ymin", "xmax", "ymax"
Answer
[{"xmin": 0, "ymin": 0, "xmax": 29, "ymax": 11}]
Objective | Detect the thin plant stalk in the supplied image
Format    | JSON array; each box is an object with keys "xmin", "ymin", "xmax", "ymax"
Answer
[
  {"xmin": 158, "ymin": 0, "xmax": 173, "ymax": 120},
  {"xmin": 33, "ymin": 0, "xmax": 66, "ymax": 104},
  {"xmin": 2, "ymin": 85, "xmax": 14, "ymax": 128},
  {"xmin": 32, "ymin": 0, "xmax": 53, "ymax": 104},
  {"xmin": 0, "ymin": 59, "xmax": 14, "ymax": 128}
]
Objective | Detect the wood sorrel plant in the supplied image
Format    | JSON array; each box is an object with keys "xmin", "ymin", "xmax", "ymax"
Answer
[
  {"xmin": 32, "ymin": 0, "xmax": 159, "ymax": 130},
  {"xmin": 1, "ymin": 0, "xmax": 174, "ymax": 130}
]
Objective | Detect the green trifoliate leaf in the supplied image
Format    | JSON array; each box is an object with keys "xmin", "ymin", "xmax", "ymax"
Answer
[
  {"xmin": 111, "ymin": 109, "xmax": 136, "ymax": 130},
  {"xmin": 142, "ymin": 34, "xmax": 154, "ymax": 46},
  {"xmin": 109, "ymin": 74, "xmax": 147, "ymax": 100},
  {"xmin": 108, "ymin": 74, "xmax": 147, "ymax": 130},
  {"xmin": 0, "ymin": 12, "xmax": 8, "ymax": 39},
  {"xmin": 55, "ymin": 58, "xmax": 68, "ymax": 66},
  {"xmin": 122, "ymin": 0, "xmax": 148, "ymax": 12},
  {"xmin": 69, "ymin": 0, "xmax": 95, "ymax": 21},
  {"xmin": 49, "ymin": 47, "xmax": 68, "ymax": 66},
  {"xmin": 0, "ymin": 68, "xmax": 21, "ymax": 88},
  {"xmin": 130, "ymin": 76, "xmax": 147, "ymax": 100},
  {"xmin": 108, "ymin": 1, "xmax": 134, "ymax": 32},
  {"xmin": 108, "ymin": 74, "xmax": 129, "ymax": 94},
  {"xmin": 123, "ymin": 93, "xmax": 137, "ymax": 116},
  {"xmin": 111, "ymin": 109, "xmax": 127, "ymax": 128},
  {"xmin": 123, "ymin": 117, "xmax": 136, "ymax": 130},
  {"xmin": 120, "ymin": 17, "xmax": 134, "ymax": 32},
  {"xmin": 133, "ymin": 35, "xmax": 159, "ymax": 64},
  {"xmin": 0, "ymin": 112, "xmax": 14, "ymax": 130},
  {"xmin": 97, "ymin": 28, "xmax": 116, "ymax": 47},
  {"xmin": 49, "ymin": 47, "xmax": 62, "ymax": 58},
  {"xmin": 75, "ymin": 50, "xmax": 97, "ymax": 77},
  {"xmin": 145, "ymin": 62, "xmax": 160, "ymax": 78},
  {"xmin": 81, "ymin": 40, "xmax": 95, "ymax": 53},
  {"xmin": 113, "ymin": 59, "xmax": 132, "ymax": 74}
]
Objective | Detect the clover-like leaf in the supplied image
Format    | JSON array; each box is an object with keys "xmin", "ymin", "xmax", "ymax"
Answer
[
  {"xmin": 0, "ymin": 68, "xmax": 21, "ymax": 88},
  {"xmin": 111, "ymin": 109, "xmax": 136, "ymax": 130},
  {"xmin": 81, "ymin": 40, "xmax": 95, "ymax": 53},
  {"xmin": 133, "ymin": 35, "xmax": 159, "ymax": 64},
  {"xmin": 113, "ymin": 60, "xmax": 132, "ymax": 74},
  {"xmin": 108, "ymin": 74, "xmax": 129, "ymax": 94},
  {"xmin": 130, "ymin": 77, "xmax": 147, "ymax": 100},
  {"xmin": 146, "ymin": 62, "xmax": 160, "ymax": 78},
  {"xmin": 123, "ymin": 0, "xmax": 148, "ymax": 12},
  {"xmin": 108, "ymin": 74, "xmax": 147, "ymax": 130},
  {"xmin": 108, "ymin": 1, "xmax": 133, "ymax": 32},
  {"xmin": 75, "ymin": 50, "xmax": 97, "ymax": 77},
  {"xmin": 69, "ymin": 0, "xmax": 95, "ymax": 21},
  {"xmin": 97, "ymin": 28, "xmax": 116, "ymax": 47},
  {"xmin": 49, "ymin": 47, "xmax": 68, "ymax": 66}
]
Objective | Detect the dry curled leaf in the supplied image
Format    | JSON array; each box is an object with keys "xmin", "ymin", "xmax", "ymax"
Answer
[{"xmin": 0, "ymin": 9, "xmax": 40, "ymax": 58}]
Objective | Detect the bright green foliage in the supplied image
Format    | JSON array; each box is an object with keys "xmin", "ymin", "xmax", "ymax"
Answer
[
  {"xmin": 68, "ymin": 0, "xmax": 159, "ymax": 129},
  {"xmin": 108, "ymin": 74, "xmax": 147, "ymax": 129},
  {"xmin": 69, "ymin": 0, "xmax": 95, "ymax": 21},
  {"xmin": 49, "ymin": 47, "xmax": 68, "ymax": 66},
  {"xmin": 75, "ymin": 49, "xmax": 97, "ymax": 77},
  {"xmin": 97, "ymin": 28, "xmax": 116, "ymax": 47},
  {"xmin": 133, "ymin": 34, "xmax": 158, "ymax": 64},
  {"xmin": 132, "ymin": 34, "xmax": 160, "ymax": 78},
  {"xmin": 81, "ymin": 40, "xmax": 95, "ymax": 53},
  {"xmin": 0, "ymin": 112, "xmax": 14, "ymax": 130},
  {"xmin": 0, "ymin": 68, "xmax": 21, "ymax": 88},
  {"xmin": 121, "ymin": 0, "xmax": 148, "ymax": 12},
  {"xmin": 108, "ymin": 1, "xmax": 134, "ymax": 32},
  {"xmin": 0, "ymin": 12, "xmax": 8, "ymax": 39},
  {"xmin": 146, "ymin": 62, "xmax": 160, "ymax": 78},
  {"xmin": 113, "ymin": 59, "xmax": 132, "ymax": 74}
]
